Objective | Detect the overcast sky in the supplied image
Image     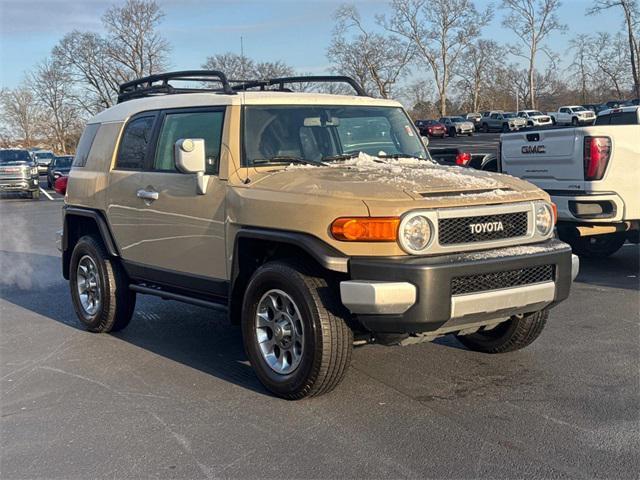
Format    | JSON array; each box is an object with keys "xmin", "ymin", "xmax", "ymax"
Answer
[{"xmin": 0, "ymin": 0, "xmax": 623, "ymax": 88}]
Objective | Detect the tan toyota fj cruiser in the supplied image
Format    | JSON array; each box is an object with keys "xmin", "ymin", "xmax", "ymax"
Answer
[{"xmin": 61, "ymin": 71, "xmax": 578, "ymax": 399}]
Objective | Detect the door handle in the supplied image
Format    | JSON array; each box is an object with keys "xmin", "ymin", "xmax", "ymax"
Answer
[{"xmin": 136, "ymin": 189, "xmax": 158, "ymax": 201}]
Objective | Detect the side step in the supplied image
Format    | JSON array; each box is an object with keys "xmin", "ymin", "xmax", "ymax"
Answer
[{"xmin": 130, "ymin": 284, "xmax": 228, "ymax": 312}]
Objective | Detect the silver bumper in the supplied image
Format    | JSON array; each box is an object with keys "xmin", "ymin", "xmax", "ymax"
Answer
[{"xmin": 340, "ymin": 281, "xmax": 416, "ymax": 315}]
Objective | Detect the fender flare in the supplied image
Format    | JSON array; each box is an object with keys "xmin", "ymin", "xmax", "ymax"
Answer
[{"xmin": 62, "ymin": 206, "xmax": 119, "ymax": 257}]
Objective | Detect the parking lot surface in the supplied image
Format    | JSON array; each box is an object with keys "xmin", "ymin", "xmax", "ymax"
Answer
[
  {"xmin": 428, "ymin": 131, "xmax": 500, "ymax": 155},
  {"xmin": 1, "ymin": 187, "xmax": 639, "ymax": 479}
]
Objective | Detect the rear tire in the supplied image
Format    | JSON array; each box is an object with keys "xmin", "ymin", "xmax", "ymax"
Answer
[
  {"xmin": 241, "ymin": 261, "xmax": 353, "ymax": 399},
  {"xmin": 568, "ymin": 232, "xmax": 626, "ymax": 258},
  {"xmin": 30, "ymin": 189, "xmax": 40, "ymax": 200},
  {"xmin": 69, "ymin": 235, "xmax": 135, "ymax": 333},
  {"xmin": 482, "ymin": 123, "xmax": 489, "ymax": 133},
  {"xmin": 502, "ymin": 123, "xmax": 510, "ymax": 133},
  {"xmin": 571, "ymin": 117, "xmax": 578, "ymax": 126},
  {"xmin": 456, "ymin": 310, "xmax": 548, "ymax": 353}
]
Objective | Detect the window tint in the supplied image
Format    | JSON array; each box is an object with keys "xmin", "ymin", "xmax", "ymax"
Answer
[
  {"xmin": 154, "ymin": 111, "xmax": 224, "ymax": 174},
  {"xmin": 73, "ymin": 123, "xmax": 100, "ymax": 167},
  {"xmin": 116, "ymin": 116, "xmax": 155, "ymax": 169},
  {"xmin": 595, "ymin": 111, "xmax": 638, "ymax": 125}
]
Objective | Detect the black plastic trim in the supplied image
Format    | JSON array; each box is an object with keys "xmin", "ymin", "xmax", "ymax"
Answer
[
  {"xmin": 130, "ymin": 284, "xmax": 228, "ymax": 311},
  {"xmin": 63, "ymin": 206, "xmax": 119, "ymax": 257},
  {"xmin": 348, "ymin": 239, "xmax": 573, "ymax": 334}
]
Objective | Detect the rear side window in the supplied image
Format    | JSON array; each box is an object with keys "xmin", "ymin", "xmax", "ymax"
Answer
[
  {"xmin": 153, "ymin": 110, "xmax": 224, "ymax": 174},
  {"xmin": 73, "ymin": 124, "xmax": 100, "ymax": 167},
  {"xmin": 595, "ymin": 112, "xmax": 638, "ymax": 125},
  {"xmin": 116, "ymin": 116, "xmax": 155, "ymax": 170}
]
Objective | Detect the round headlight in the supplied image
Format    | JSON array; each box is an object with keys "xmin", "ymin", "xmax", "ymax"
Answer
[
  {"xmin": 535, "ymin": 203, "xmax": 554, "ymax": 236},
  {"xmin": 400, "ymin": 214, "xmax": 432, "ymax": 253}
]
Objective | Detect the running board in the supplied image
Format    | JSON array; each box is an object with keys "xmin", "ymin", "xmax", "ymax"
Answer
[{"xmin": 129, "ymin": 284, "xmax": 228, "ymax": 312}]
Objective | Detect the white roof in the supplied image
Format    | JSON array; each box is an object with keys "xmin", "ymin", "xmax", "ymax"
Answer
[
  {"xmin": 597, "ymin": 105, "xmax": 640, "ymax": 116},
  {"xmin": 89, "ymin": 91, "xmax": 402, "ymax": 124}
]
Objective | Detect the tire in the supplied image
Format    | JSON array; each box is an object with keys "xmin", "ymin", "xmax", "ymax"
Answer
[
  {"xmin": 482, "ymin": 123, "xmax": 489, "ymax": 133},
  {"xmin": 551, "ymin": 117, "xmax": 557, "ymax": 125},
  {"xmin": 571, "ymin": 117, "xmax": 578, "ymax": 126},
  {"xmin": 241, "ymin": 261, "xmax": 353, "ymax": 399},
  {"xmin": 30, "ymin": 189, "xmax": 40, "ymax": 200},
  {"xmin": 468, "ymin": 132, "xmax": 474, "ymax": 137},
  {"xmin": 456, "ymin": 310, "xmax": 548, "ymax": 353},
  {"xmin": 449, "ymin": 127, "xmax": 457, "ymax": 137},
  {"xmin": 502, "ymin": 123, "xmax": 510, "ymax": 133},
  {"xmin": 568, "ymin": 232, "xmax": 626, "ymax": 258},
  {"xmin": 47, "ymin": 179, "xmax": 52, "ymax": 189},
  {"xmin": 69, "ymin": 235, "xmax": 135, "ymax": 333}
]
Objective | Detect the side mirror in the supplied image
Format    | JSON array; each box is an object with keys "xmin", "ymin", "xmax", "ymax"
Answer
[
  {"xmin": 421, "ymin": 135, "xmax": 430, "ymax": 147},
  {"xmin": 175, "ymin": 138, "xmax": 209, "ymax": 195}
]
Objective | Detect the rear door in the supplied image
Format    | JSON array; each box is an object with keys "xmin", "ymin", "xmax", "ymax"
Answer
[{"xmin": 500, "ymin": 129, "xmax": 585, "ymax": 191}]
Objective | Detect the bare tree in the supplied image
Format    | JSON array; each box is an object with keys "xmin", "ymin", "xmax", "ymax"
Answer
[
  {"xmin": 567, "ymin": 34, "xmax": 593, "ymax": 104},
  {"xmin": 382, "ymin": 0, "xmax": 492, "ymax": 115},
  {"xmin": 588, "ymin": 0, "xmax": 640, "ymax": 98},
  {"xmin": 202, "ymin": 53, "xmax": 294, "ymax": 80},
  {"xmin": 589, "ymin": 32, "xmax": 632, "ymax": 98},
  {"xmin": 29, "ymin": 58, "xmax": 83, "ymax": 153},
  {"xmin": 455, "ymin": 40, "xmax": 502, "ymax": 112},
  {"xmin": 327, "ymin": 5, "xmax": 413, "ymax": 98},
  {"xmin": 102, "ymin": 0, "xmax": 170, "ymax": 79},
  {"xmin": 501, "ymin": 0, "xmax": 566, "ymax": 109},
  {"xmin": 0, "ymin": 87, "xmax": 43, "ymax": 147},
  {"xmin": 52, "ymin": 0, "xmax": 169, "ymax": 113}
]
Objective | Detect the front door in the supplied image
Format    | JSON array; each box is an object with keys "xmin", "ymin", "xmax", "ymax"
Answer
[{"xmin": 134, "ymin": 108, "xmax": 227, "ymax": 282}]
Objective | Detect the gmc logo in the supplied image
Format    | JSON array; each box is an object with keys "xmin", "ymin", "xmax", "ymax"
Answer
[
  {"xmin": 521, "ymin": 145, "xmax": 546, "ymax": 154},
  {"xmin": 469, "ymin": 221, "xmax": 504, "ymax": 234}
]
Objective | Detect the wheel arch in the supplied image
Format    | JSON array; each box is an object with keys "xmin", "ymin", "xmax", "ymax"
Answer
[
  {"xmin": 62, "ymin": 207, "xmax": 119, "ymax": 279},
  {"xmin": 228, "ymin": 228, "xmax": 349, "ymax": 324}
]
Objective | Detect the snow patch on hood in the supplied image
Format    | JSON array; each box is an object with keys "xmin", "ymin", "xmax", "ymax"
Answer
[{"xmin": 284, "ymin": 152, "xmax": 503, "ymax": 192}]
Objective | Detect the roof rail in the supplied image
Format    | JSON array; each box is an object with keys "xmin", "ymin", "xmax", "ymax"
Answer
[
  {"xmin": 117, "ymin": 70, "xmax": 235, "ymax": 103},
  {"xmin": 232, "ymin": 75, "xmax": 368, "ymax": 96}
]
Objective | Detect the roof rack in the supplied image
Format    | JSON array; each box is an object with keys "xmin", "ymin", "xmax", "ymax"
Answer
[
  {"xmin": 117, "ymin": 70, "xmax": 235, "ymax": 103},
  {"xmin": 231, "ymin": 76, "xmax": 368, "ymax": 96}
]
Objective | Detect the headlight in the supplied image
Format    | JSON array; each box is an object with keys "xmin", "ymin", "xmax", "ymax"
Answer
[
  {"xmin": 535, "ymin": 202, "xmax": 554, "ymax": 236},
  {"xmin": 54, "ymin": 172, "xmax": 61, "ymax": 178},
  {"xmin": 399, "ymin": 213, "xmax": 433, "ymax": 253}
]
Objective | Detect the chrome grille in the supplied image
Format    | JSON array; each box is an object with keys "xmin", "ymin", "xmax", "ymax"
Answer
[
  {"xmin": 439, "ymin": 212, "xmax": 528, "ymax": 245},
  {"xmin": 451, "ymin": 265, "xmax": 554, "ymax": 295}
]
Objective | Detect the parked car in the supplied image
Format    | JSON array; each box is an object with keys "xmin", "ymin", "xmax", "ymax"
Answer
[
  {"xmin": 622, "ymin": 98, "xmax": 639, "ymax": 106},
  {"xmin": 61, "ymin": 70, "xmax": 575, "ymax": 399},
  {"xmin": 582, "ymin": 103, "xmax": 609, "ymax": 114},
  {"xmin": 415, "ymin": 119, "xmax": 446, "ymax": 138},
  {"xmin": 481, "ymin": 112, "xmax": 526, "ymax": 132},
  {"xmin": 549, "ymin": 106, "xmax": 596, "ymax": 126},
  {"xmin": 465, "ymin": 113, "xmax": 482, "ymax": 131},
  {"xmin": 428, "ymin": 147, "xmax": 471, "ymax": 166},
  {"xmin": 438, "ymin": 116, "xmax": 474, "ymax": 136},
  {"xmin": 47, "ymin": 155, "xmax": 73, "ymax": 188},
  {"xmin": 605, "ymin": 100, "xmax": 624, "ymax": 109},
  {"xmin": 54, "ymin": 175, "xmax": 68, "ymax": 195},
  {"xmin": 500, "ymin": 105, "xmax": 640, "ymax": 258},
  {"xmin": 517, "ymin": 110, "xmax": 553, "ymax": 127},
  {"xmin": 0, "ymin": 149, "xmax": 40, "ymax": 199},
  {"xmin": 32, "ymin": 150, "xmax": 55, "ymax": 174}
]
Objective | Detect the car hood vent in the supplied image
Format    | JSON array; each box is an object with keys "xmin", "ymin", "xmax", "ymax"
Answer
[{"xmin": 419, "ymin": 188, "xmax": 513, "ymax": 198}]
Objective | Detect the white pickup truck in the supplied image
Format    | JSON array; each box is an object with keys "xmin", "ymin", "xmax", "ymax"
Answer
[
  {"xmin": 499, "ymin": 106, "xmax": 640, "ymax": 257},
  {"xmin": 549, "ymin": 106, "xmax": 596, "ymax": 126}
]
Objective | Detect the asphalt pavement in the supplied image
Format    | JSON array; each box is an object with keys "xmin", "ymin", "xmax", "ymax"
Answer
[
  {"xmin": 427, "ymin": 131, "xmax": 500, "ymax": 155},
  {"xmin": 1, "ymin": 178, "xmax": 639, "ymax": 479}
]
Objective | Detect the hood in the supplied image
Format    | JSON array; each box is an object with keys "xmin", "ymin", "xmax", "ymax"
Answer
[{"xmin": 246, "ymin": 153, "xmax": 541, "ymax": 203}]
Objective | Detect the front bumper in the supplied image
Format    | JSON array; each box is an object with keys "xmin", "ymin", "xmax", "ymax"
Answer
[
  {"xmin": 0, "ymin": 177, "xmax": 39, "ymax": 192},
  {"xmin": 340, "ymin": 239, "xmax": 574, "ymax": 334}
]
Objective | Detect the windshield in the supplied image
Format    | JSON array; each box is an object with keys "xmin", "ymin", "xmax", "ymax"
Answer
[
  {"xmin": 450, "ymin": 117, "xmax": 465, "ymax": 122},
  {"xmin": 34, "ymin": 152, "xmax": 54, "ymax": 159},
  {"xmin": 572, "ymin": 107, "xmax": 587, "ymax": 112},
  {"xmin": 529, "ymin": 111, "xmax": 544, "ymax": 116},
  {"xmin": 243, "ymin": 105, "xmax": 428, "ymax": 165},
  {"xmin": 0, "ymin": 150, "xmax": 32, "ymax": 164},
  {"xmin": 503, "ymin": 113, "xmax": 517, "ymax": 118},
  {"xmin": 54, "ymin": 156, "xmax": 73, "ymax": 168}
]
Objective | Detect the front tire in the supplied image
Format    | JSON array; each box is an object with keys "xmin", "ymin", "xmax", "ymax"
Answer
[
  {"xmin": 571, "ymin": 117, "xmax": 578, "ymax": 126},
  {"xmin": 69, "ymin": 235, "xmax": 135, "ymax": 333},
  {"xmin": 30, "ymin": 189, "xmax": 40, "ymax": 200},
  {"xmin": 482, "ymin": 123, "xmax": 489, "ymax": 133},
  {"xmin": 449, "ymin": 127, "xmax": 457, "ymax": 137},
  {"xmin": 241, "ymin": 261, "xmax": 353, "ymax": 399},
  {"xmin": 456, "ymin": 310, "xmax": 548, "ymax": 353}
]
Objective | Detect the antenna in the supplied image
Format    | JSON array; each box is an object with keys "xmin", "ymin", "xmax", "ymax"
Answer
[{"xmin": 240, "ymin": 36, "xmax": 244, "ymax": 58}]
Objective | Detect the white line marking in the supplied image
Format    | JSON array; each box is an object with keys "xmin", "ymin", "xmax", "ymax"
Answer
[{"xmin": 39, "ymin": 187, "xmax": 54, "ymax": 201}]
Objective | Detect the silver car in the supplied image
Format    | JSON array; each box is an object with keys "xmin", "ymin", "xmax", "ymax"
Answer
[
  {"xmin": 481, "ymin": 112, "xmax": 526, "ymax": 132},
  {"xmin": 439, "ymin": 116, "xmax": 475, "ymax": 137}
]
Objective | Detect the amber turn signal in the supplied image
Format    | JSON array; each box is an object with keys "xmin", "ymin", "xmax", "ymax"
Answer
[
  {"xmin": 331, "ymin": 217, "xmax": 400, "ymax": 241},
  {"xmin": 551, "ymin": 202, "xmax": 558, "ymax": 224}
]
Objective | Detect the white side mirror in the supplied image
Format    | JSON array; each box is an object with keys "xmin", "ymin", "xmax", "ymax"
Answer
[{"xmin": 175, "ymin": 138, "xmax": 209, "ymax": 195}]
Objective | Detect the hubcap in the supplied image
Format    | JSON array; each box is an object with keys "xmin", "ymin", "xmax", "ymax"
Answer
[
  {"xmin": 255, "ymin": 289, "xmax": 304, "ymax": 375},
  {"xmin": 76, "ymin": 255, "xmax": 101, "ymax": 316}
]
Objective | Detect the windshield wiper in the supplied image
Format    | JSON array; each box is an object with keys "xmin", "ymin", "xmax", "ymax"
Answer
[
  {"xmin": 377, "ymin": 153, "xmax": 419, "ymax": 160},
  {"xmin": 321, "ymin": 153, "xmax": 359, "ymax": 162},
  {"xmin": 253, "ymin": 156, "xmax": 325, "ymax": 166}
]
